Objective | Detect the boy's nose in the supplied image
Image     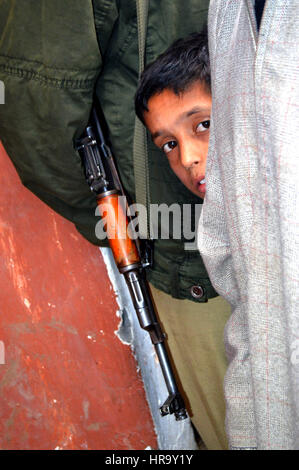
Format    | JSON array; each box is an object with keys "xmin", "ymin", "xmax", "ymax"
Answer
[{"xmin": 180, "ymin": 141, "xmax": 203, "ymax": 170}]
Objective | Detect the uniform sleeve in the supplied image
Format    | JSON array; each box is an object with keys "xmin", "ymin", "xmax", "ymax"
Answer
[{"xmin": 0, "ymin": 0, "xmax": 116, "ymax": 245}]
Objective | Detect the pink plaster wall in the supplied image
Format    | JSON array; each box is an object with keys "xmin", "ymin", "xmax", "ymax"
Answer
[{"xmin": 0, "ymin": 142, "xmax": 157, "ymax": 450}]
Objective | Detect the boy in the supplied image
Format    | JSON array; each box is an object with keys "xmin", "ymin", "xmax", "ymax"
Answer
[
  {"xmin": 135, "ymin": 31, "xmax": 231, "ymax": 450},
  {"xmin": 135, "ymin": 32, "xmax": 211, "ymax": 200}
]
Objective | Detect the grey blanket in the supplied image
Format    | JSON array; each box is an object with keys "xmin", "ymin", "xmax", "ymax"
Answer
[{"xmin": 198, "ymin": 0, "xmax": 299, "ymax": 449}]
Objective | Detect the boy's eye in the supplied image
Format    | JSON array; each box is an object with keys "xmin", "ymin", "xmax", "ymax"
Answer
[
  {"xmin": 162, "ymin": 140, "xmax": 177, "ymax": 154},
  {"xmin": 196, "ymin": 120, "xmax": 210, "ymax": 133}
]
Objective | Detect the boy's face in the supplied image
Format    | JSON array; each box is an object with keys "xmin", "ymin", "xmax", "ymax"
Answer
[{"xmin": 144, "ymin": 81, "xmax": 211, "ymax": 199}]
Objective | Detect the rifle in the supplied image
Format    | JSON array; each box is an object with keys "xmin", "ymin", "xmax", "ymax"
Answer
[{"xmin": 76, "ymin": 103, "xmax": 187, "ymax": 421}]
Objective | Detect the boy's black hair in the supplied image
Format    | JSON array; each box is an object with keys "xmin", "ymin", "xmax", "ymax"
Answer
[{"xmin": 135, "ymin": 29, "xmax": 210, "ymax": 125}]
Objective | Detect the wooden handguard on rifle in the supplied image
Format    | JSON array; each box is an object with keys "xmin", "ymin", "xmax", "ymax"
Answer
[{"xmin": 76, "ymin": 103, "xmax": 187, "ymax": 421}]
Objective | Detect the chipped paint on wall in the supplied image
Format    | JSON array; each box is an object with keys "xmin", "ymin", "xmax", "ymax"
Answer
[{"xmin": 100, "ymin": 247, "xmax": 198, "ymax": 450}]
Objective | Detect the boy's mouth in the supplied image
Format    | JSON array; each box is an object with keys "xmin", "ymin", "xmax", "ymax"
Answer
[{"xmin": 195, "ymin": 176, "xmax": 206, "ymax": 197}]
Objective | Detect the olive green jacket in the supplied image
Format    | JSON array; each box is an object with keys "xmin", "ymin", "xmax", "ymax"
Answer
[{"xmin": 0, "ymin": 0, "xmax": 217, "ymax": 302}]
